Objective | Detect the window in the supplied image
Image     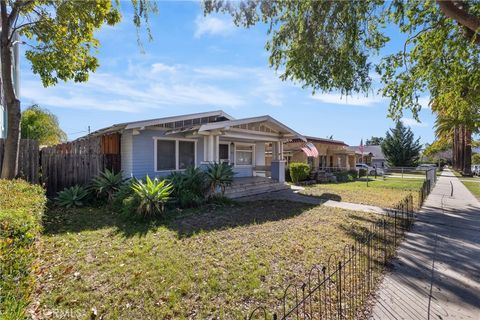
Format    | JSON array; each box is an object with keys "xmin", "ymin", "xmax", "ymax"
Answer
[
  {"xmin": 219, "ymin": 144, "xmax": 229, "ymax": 163},
  {"xmin": 155, "ymin": 138, "xmax": 196, "ymax": 171},
  {"xmin": 156, "ymin": 140, "xmax": 175, "ymax": 171},
  {"xmin": 179, "ymin": 141, "xmax": 195, "ymax": 169},
  {"xmin": 235, "ymin": 144, "xmax": 253, "ymax": 166}
]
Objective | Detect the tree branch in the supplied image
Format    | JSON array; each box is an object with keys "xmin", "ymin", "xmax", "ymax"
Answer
[{"xmin": 437, "ymin": 1, "xmax": 480, "ymax": 38}]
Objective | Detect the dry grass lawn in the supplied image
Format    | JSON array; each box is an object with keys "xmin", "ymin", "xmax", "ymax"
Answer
[
  {"xmin": 33, "ymin": 201, "xmax": 382, "ymax": 319},
  {"xmin": 301, "ymin": 178, "xmax": 423, "ymax": 209}
]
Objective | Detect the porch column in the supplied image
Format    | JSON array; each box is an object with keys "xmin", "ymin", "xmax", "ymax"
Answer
[
  {"xmin": 214, "ymin": 135, "xmax": 220, "ymax": 162},
  {"xmin": 208, "ymin": 134, "xmax": 215, "ymax": 162},
  {"xmin": 271, "ymin": 141, "xmax": 285, "ymax": 183}
]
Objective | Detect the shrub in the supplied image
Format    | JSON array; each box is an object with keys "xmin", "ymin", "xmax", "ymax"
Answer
[
  {"xmin": 131, "ymin": 176, "xmax": 173, "ymax": 217},
  {"xmin": 55, "ymin": 185, "xmax": 89, "ymax": 208},
  {"xmin": 347, "ymin": 169, "xmax": 358, "ymax": 179},
  {"xmin": 289, "ymin": 162, "xmax": 310, "ymax": 183},
  {"xmin": 112, "ymin": 178, "xmax": 135, "ymax": 210},
  {"xmin": 0, "ymin": 179, "xmax": 46, "ymax": 319},
  {"xmin": 91, "ymin": 169, "xmax": 125, "ymax": 203},
  {"xmin": 285, "ymin": 166, "xmax": 292, "ymax": 182},
  {"xmin": 358, "ymin": 168, "xmax": 367, "ymax": 178},
  {"xmin": 168, "ymin": 167, "xmax": 208, "ymax": 208},
  {"xmin": 334, "ymin": 171, "xmax": 355, "ymax": 183},
  {"xmin": 205, "ymin": 163, "xmax": 234, "ymax": 196}
]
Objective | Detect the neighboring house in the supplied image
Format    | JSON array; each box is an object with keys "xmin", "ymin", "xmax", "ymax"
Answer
[
  {"xmin": 266, "ymin": 136, "xmax": 356, "ymax": 170},
  {"xmin": 87, "ymin": 110, "xmax": 305, "ymax": 183},
  {"xmin": 348, "ymin": 145, "xmax": 386, "ymax": 168}
]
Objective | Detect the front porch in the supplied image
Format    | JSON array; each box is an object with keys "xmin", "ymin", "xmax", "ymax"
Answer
[{"xmin": 224, "ymin": 176, "xmax": 290, "ymax": 199}]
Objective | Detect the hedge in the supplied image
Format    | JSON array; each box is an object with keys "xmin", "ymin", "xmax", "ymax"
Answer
[
  {"xmin": 289, "ymin": 162, "xmax": 310, "ymax": 183},
  {"xmin": 0, "ymin": 179, "xmax": 46, "ymax": 319}
]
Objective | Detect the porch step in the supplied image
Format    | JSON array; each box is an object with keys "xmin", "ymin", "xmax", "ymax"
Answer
[{"xmin": 225, "ymin": 182, "xmax": 290, "ymax": 199}]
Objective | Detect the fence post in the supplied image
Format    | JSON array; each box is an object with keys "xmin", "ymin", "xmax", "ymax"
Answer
[{"xmin": 337, "ymin": 261, "xmax": 342, "ymax": 319}]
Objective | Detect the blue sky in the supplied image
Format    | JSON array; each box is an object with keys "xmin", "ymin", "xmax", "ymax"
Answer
[{"xmin": 19, "ymin": 1, "xmax": 435, "ymax": 145}]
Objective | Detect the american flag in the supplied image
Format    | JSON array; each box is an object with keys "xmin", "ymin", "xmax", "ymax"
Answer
[{"xmin": 301, "ymin": 142, "xmax": 319, "ymax": 157}]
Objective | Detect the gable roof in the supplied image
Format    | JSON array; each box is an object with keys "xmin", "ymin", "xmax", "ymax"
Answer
[
  {"xmin": 88, "ymin": 110, "xmax": 234, "ymax": 137},
  {"xmin": 197, "ymin": 115, "xmax": 306, "ymax": 141},
  {"xmin": 287, "ymin": 135, "xmax": 347, "ymax": 146},
  {"xmin": 348, "ymin": 145, "xmax": 385, "ymax": 159}
]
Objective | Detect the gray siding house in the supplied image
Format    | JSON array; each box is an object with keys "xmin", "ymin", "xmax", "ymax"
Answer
[{"xmin": 89, "ymin": 110, "xmax": 305, "ymax": 184}]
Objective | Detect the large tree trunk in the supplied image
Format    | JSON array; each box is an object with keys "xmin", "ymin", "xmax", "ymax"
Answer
[
  {"xmin": 437, "ymin": 0, "xmax": 480, "ymax": 45},
  {"xmin": 0, "ymin": 1, "xmax": 20, "ymax": 179},
  {"xmin": 453, "ymin": 126, "xmax": 459, "ymax": 170},
  {"xmin": 463, "ymin": 127, "xmax": 472, "ymax": 175}
]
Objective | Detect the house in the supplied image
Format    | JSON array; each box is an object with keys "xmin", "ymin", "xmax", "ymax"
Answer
[
  {"xmin": 348, "ymin": 145, "xmax": 386, "ymax": 168},
  {"xmin": 87, "ymin": 111, "xmax": 305, "ymax": 189},
  {"xmin": 266, "ymin": 136, "xmax": 356, "ymax": 170}
]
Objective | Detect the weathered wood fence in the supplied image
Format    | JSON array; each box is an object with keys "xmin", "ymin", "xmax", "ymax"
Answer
[
  {"xmin": 0, "ymin": 139, "xmax": 40, "ymax": 183},
  {"xmin": 41, "ymin": 135, "xmax": 120, "ymax": 196},
  {"xmin": 0, "ymin": 134, "xmax": 121, "ymax": 197}
]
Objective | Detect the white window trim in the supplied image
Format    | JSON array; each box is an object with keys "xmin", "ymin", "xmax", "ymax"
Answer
[
  {"xmin": 153, "ymin": 137, "xmax": 197, "ymax": 172},
  {"xmin": 234, "ymin": 142, "xmax": 255, "ymax": 167}
]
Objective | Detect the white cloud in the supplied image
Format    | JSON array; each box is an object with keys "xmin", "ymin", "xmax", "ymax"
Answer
[
  {"xmin": 401, "ymin": 117, "xmax": 429, "ymax": 128},
  {"xmin": 194, "ymin": 15, "xmax": 234, "ymax": 38},
  {"xmin": 151, "ymin": 63, "xmax": 177, "ymax": 74},
  {"xmin": 417, "ymin": 96, "xmax": 431, "ymax": 109},
  {"xmin": 310, "ymin": 93, "xmax": 383, "ymax": 107}
]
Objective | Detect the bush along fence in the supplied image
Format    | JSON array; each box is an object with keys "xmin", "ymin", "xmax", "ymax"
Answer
[{"xmin": 247, "ymin": 194, "xmax": 418, "ymax": 320}]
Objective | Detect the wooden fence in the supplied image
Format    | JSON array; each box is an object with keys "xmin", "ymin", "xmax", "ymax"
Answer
[
  {"xmin": 0, "ymin": 135, "xmax": 120, "ymax": 197},
  {"xmin": 0, "ymin": 139, "xmax": 39, "ymax": 183},
  {"xmin": 40, "ymin": 136, "xmax": 120, "ymax": 196}
]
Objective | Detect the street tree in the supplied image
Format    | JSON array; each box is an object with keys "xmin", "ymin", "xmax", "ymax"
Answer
[
  {"xmin": 21, "ymin": 104, "xmax": 66, "ymax": 145},
  {"xmin": 0, "ymin": 0, "xmax": 156, "ymax": 179},
  {"xmin": 381, "ymin": 121, "xmax": 422, "ymax": 167}
]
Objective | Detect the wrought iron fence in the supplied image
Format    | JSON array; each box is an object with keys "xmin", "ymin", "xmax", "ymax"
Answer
[{"xmin": 247, "ymin": 194, "xmax": 416, "ymax": 320}]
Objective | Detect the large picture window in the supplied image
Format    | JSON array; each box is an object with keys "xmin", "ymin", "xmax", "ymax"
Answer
[
  {"xmin": 235, "ymin": 144, "xmax": 253, "ymax": 166},
  {"xmin": 155, "ymin": 138, "xmax": 196, "ymax": 171}
]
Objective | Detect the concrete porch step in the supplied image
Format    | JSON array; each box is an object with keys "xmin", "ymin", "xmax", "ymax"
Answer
[{"xmin": 225, "ymin": 182, "xmax": 290, "ymax": 199}]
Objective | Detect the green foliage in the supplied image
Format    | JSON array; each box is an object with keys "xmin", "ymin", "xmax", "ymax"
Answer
[
  {"xmin": 289, "ymin": 162, "xmax": 310, "ymax": 183},
  {"xmin": 21, "ymin": 104, "xmax": 67, "ymax": 145},
  {"xmin": 204, "ymin": 1, "xmax": 480, "ymax": 120},
  {"xmin": 55, "ymin": 185, "xmax": 89, "ymax": 208},
  {"xmin": 168, "ymin": 167, "xmax": 208, "ymax": 208},
  {"xmin": 365, "ymin": 137, "xmax": 384, "ymax": 146},
  {"xmin": 205, "ymin": 163, "xmax": 234, "ymax": 196},
  {"xmin": 91, "ymin": 169, "xmax": 125, "ymax": 203},
  {"xmin": 348, "ymin": 169, "xmax": 359, "ymax": 179},
  {"xmin": 334, "ymin": 171, "xmax": 355, "ymax": 183},
  {"xmin": 112, "ymin": 178, "xmax": 135, "ymax": 210},
  {"xmin": 382, "ymin": 121, "xmax": 422, "ymax": 167},
  {"xmin": 131, "ymin": 176, "xmax": 173, "ymax": 217},
  {"xmin": 358, "ymin": 169, "xmax": 367, "ymax": 178},
  {"xmin": 473, "ymin": 153, "xmax": 480, "ymax": 165},
  {"xmin": 0, "ymin": 180, "xmax": 46, "ymax": 319}
]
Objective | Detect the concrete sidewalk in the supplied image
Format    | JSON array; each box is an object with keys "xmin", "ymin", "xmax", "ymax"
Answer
[{"xmin": 370, "ymin": 169, "xmax": 480, "ymax": 319}]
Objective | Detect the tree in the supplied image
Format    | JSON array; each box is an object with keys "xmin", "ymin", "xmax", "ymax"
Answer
[
  {"xmin": 203, "ymin": 1, "xmax": 480, "ymax": 117},
  {"xmin": 365, "ymin": 137, "xmax": 384, "ymax": 146},
  {"xmin": 472, "ymin": 153, "xmax": 480, "ymax": 165},
  {"xmin": 381, "ymin": 121, "xmax": 422, "ymax": 167},
  {"xmin": 21, "ymin": 104, "xmax": 66, "ymax": 145},
  {"xmin": 0, "ymin": 0, "xmax": 156, "ymax": 179}
]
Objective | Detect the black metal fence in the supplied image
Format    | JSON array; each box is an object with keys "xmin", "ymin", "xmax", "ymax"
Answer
[{"xmin": 247, "ymin": 194, "xmax": 417, "ymax": 320}]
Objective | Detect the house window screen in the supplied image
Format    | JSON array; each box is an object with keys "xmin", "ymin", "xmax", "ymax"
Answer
[
  {"xmin": 236, "ymin": 145, "xmax": 253, "ymax": 165},
  {"xmin": 179, "ymin": 141, "xmax": 195, "ymax": 169},
  {"xmin": 156, "ymin": 140, "xmax": 176, "ymax": 170}
]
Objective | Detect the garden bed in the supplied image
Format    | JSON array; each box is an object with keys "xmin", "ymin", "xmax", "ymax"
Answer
[{"xmin": 33, "ymin": 201, "xmax": 383, "ymax": 319}]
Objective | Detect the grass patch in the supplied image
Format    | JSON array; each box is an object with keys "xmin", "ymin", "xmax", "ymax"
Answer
[
  {"xmin": 0, "ymin": 179, "xmax": 46, "ymax": 319},
  {"xmin": 301, "ymin": 178, "xmax": 424, "ymax": 209},
  {"xmin": 462, "ymin": 181, "xmax": 480, "ymax": 199},
  {"xmin": 34, "ymin": 201, "xmax": 382, "ymax": 319}
]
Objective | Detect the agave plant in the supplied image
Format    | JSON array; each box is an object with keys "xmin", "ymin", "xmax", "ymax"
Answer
[
  {"xmin": 205, "ymin": 162, "xmax": 234, "ymax": 196},
  {"xmin": 167, "ymin": 167, "xmax": 208, "ymax": 208},
  {"xmin": 55, "ymin": 185, "xmax": 89, "ymax": 208},
  {"xmin": 131, "ymin": 176, "xmax": 173, "ymax": 217},
  {"xmin": 91, "ymin": 169, "xmax": 125, "ymax": 202}
]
